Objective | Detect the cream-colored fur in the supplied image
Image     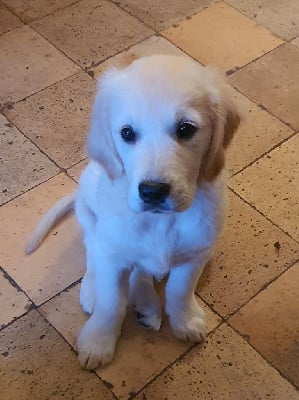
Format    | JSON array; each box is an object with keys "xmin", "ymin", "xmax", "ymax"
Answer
[{"xmin": 26, "ymin": 55, "xmax": 240, "ymax": 370}]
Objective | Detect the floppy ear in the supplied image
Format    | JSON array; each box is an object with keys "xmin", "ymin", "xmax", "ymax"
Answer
[
  {"xmin": 86, "ymin": 73, "xmax": 123, "ymax": 180},
  {"xmin": 200, "ymin": 72, "xmax": 240, "ymax": 181}
]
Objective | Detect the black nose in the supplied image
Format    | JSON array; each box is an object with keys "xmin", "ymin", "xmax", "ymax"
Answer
[{"xmin": 138, "ymin": 181, "xmax": 170, "ymax": 204}]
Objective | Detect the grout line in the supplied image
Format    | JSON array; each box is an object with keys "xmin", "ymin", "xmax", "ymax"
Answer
[
  {"xmin": 228, "ymin": 186, "xmax": 299, "ymax": 244},
  {"xmin": 229, "ymin": 83, "xmax": 295, "ymax": 130},
  {"xmin": 223, "ymin": 0, "xmax": 295, "ymax": 44},
  {"xmin": 222, "ymin": 257, "xmax": 299, "ymax": 321},
  {"xmin": 130, "ymin": 321, "xmax": 225, "ymax": 398},
  {"xmin": 34, "ymin": 308, "xmax": 120, "ymax": 400},
  {"xmin": 230, "ymin": 131, "xmax": 298, "ymax": 178},
  {"xmin": 227, "ymin": 323, "xmax": 299, "ymax": 391}
]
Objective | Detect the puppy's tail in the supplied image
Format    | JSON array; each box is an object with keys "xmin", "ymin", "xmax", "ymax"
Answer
[{"xmin": 25, "ymin": 190, "xmax": 77, "ymax": 255}]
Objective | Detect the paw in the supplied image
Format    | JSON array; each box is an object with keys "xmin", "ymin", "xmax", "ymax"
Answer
[
  {"xmin": 135, "ymin": 310, "xmax": 162, "ymax": 331},
  {"xmin": 76, "ymin": 318, "xmax": 119, "ymax": 370},
  {"xmin": 169, "ymin": 302, "xmax": 206, "ymax": 342},
  {"xmin": 80, "ymin": 273, "xmax": 95, "ymax": 315}
]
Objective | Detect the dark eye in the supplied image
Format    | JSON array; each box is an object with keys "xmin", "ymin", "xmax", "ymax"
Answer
[
  {"xmin": 121, "ymin": 125, "xmax": 136, "ymax": 143},
  {"xmin": 176, "ymin": 120, "xmax": 198, "ymax": 140}
]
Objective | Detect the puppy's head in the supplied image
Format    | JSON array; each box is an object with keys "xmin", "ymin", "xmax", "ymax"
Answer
[{"xmin": 87, "ymin": 55, "xmax": 240, "ymax": 213}]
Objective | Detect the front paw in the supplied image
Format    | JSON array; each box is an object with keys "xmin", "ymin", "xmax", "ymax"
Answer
[
  {"xmin": 169, "ymin": 301, "xmax": 206, "ymax": 342},
  {"xmin": 76, "ymin": 317, "xmax": 119, "ymax": 370}
]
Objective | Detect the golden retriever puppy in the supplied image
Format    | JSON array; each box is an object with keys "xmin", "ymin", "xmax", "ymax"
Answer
[{"xmin": 26, "ymin": 54, "xmax": 240, "ymax": 370}]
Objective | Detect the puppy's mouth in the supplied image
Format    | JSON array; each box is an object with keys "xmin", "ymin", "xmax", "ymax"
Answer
[{"xmin": 142, "ymin": 203, "xmax": 173, "ymax": 214}]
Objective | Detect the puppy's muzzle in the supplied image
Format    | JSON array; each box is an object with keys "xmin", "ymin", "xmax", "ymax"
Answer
[{"xmin": 138, "ymin": 180, "xmax": 170, "ymax": 207}]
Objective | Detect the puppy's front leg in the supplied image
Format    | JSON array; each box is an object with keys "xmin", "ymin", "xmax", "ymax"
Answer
[
  {"xmin": 77, "ymin": 250, "xmax": 129, "ymax": 370},
  {"xmin": 165, "ymin": 255, "xmax": 210, "ymax": 343}
]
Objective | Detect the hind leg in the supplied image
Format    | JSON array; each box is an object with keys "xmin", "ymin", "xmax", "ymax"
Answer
[{"xmin": 129, "ymin": 267, "xmax": 162, "ymax": 331}]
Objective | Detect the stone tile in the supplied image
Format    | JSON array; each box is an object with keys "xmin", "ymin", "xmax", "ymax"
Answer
[
  {"xmin": 0, "ymin": 174, "xmax": 85, "ymax": 305},
  {"xmin": 162, "ymin": 2, "xmax": 283, "ymax": 71},
  {"xmin": 0, "ymin": 26, "xmax": 79, "ymax": 106},
  {"xmin": 196, "ymin": 191, "xmax": 298, "ymax": 316},
  {"xmin": 40, "ymin": 283, "xmax": 221, "ymax": 398},
  {"xmin": 136, "ymin": 324, "xmax": 299, "ymax": 399},
  {"xmin": 2, "ymin": 0, "xmax": 76, "ymax": 22},
  {"xmin": 229, "ymin": 43, "xmax": 299, "ymax": 131},
  {"xmin": 227, "ymin": 89, "xmax": 294, "ymax": 175},
  {"xmin": 0, "ymin": 4, "xmax": 22, "ymax": 35},
  {"xmin": 229, "ymin": 263, "xmax": 299, "ymax": 387},
  {"xmin": 68, "ymin": 159, "xmax": 88, "ymax": 182},
  {"xmin": 226, "ymin": 0, "xmax": 299, "ymax": 40},
  {"xmin": 92, "ymin": 35, "xmax": 189, "ymax": 77},
  {"xmin": 292, "ymin": 37, "xmax": 299, "ymax": 49},
  {"xmin": 0, "ymin": 310, "xmax": 113, "ymax": 399},
  {"xmin": 0, "ymin": 114, "xmax": 59, "ymax": 205},
  {"xmin": 0, "ymin": 269, "xmax": 31, "ymax": 328},
  {"xmin": 230, "ymin": 135, "xmax": 299, "ymax": 241},
  {"xmin": 112, "ymin": 0, "xmax": 217, "ymax": 31},
  {"xmin": 3, "ymin": 72, "xmax": 95, "ymax": 169},
  {"xmin": 31, "ymin": 0, "xmax": 153, "ymax": 68}
]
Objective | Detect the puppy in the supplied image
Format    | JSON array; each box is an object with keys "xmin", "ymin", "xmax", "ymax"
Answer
[{"xmin": 26, "ymin": 54, "xmax": 240, "ymax": 370}]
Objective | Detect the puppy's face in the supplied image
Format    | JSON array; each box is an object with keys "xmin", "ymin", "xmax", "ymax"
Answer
[{"xmin": 87, "ymin": 55, "xmax": 240, "ymax": 213}]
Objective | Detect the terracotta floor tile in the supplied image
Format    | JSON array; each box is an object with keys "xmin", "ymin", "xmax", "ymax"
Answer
[
  {"xmin": 136, "ymin": 324, "xmax": 299, "ymax": 399},
  {"xmin": 0, "ymin": 174, "xmax": 85, "ymax": 305},
  {"xmin": 0, "ymin": 269, "xmax": 31, "ymax": 328},
  {"xmin": 229, "ymin": 43, "xmax": 299, "ymax": 131},
  {"xmin": 68, "ymin": 159, "xmax": 88, "ymax": 182},
  {"xmin": 229, "ymin": 263, "xmax": 299, "ymax": 387},
  {"xmin": 3, "ymin": 72, "xmax": 95, "ymax": 169},
  {"xmin": 227, "ymin": 89, "xmax": 294, "ymax": 175},
  {"xmin": 0, "ymin": 4, "xmax": 22, "ymax": 35},
  {"xmin": 229, "ymin": 134, "xmax": 299, "ymax": 241},
  {"xmin": 0, "ymin": 114, "xmax": 59, "ymax": 205},
  {"xmin": 0, "ymin": 26, "xmax": 79, "ymax": 106},
  {"xmin": 112, "ymin": 0, "xmax": 217, "ymax": 31},
  {"xmin": 196, "ymin": 191, "xmax": 298, "ymax": 316},
  {"xmin": 92, "ymin": 35, "xmax": 189, "ymax": 77},
  {"xmin": 31, "ymin": 0, "xmax": 153, "ymax": 68},
  {"xmin": 2, "ymin": 0, "xmax": 77, "ymax": 22},
  {"xmin": 226, "ymin": 0, "xmax": 299, "ymax": 40},
  {"xmin": 40, "ymin": 282, "xmax": 221, "ymax": 398},
  {"xmin": 162, "ymin": 2, "xmax": 283, "ymax": 71},
  {"xmin": 0, "ymin": 310, "xmax": 113, "ymax": 399},
  {"xmin": 292, "ymin": 37, "xmax": 299, "ymax": 49}
]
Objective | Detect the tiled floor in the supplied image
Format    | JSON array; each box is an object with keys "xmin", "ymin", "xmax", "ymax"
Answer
[{"xmin": 0, "ymin": 1, "xmax": 298, "ymax": 399}]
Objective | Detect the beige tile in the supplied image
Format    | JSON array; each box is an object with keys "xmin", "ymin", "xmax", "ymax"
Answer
[
  {"xmin": 31, "ymin": 0, "xmax": 153, "ymax": 68},
  {"xmin": 0, "ymin": 269, "xmax": 31, "ymax": 328},
  {"xmin": 137, "ymin": 324, "xmax": 299, "ymax": 399},
  {"xmin": 3, "ymin": 72, "xmax": 95, "ymax": 169},
  {"xmin": 292, "ymin": 37, "xmax": 299, "ymax": 49},
  {"xmin": 162, "ymin": 2, "xmax": 283, "ymax": 71},
  {"xmin": 196, "ymin": 191, "xmax": 298, "ymax": 316},
  {"xmin": 226, "ymin": 0, "xmax": 299, "ymax": 41},
  {"xmin": 92, "ymin": 35, "xmax": 190, "ymax": 77},
  {"xmin": 0, "ymin": 26, "xmax": 79, "ymax": 106},
  {"xmin": 2, "ymin": 0, "xmax": 76, "ymax": 22},
  {"xmin": 229, "ymin": 263, "xmax": 299, "ymax": 387},
  {"xmin": 0, "ymin": 4, "xmax": 22, "ymax": 35},
  {"xmin": 0, "ymin": 114, "xmax": 59, "ymax": 205},
  {"xmin": 230, "ymin": 135, "xmax": 299, "ymax": 241},
  {"xmin": 0, "ymin": 174, "xmax": 85, "ymax": 305},
  {"xmin": 0, "ymin": 310, "xmax": 113, "ymax": 399},
  {"xmin": 40, "ymin": 282, "xmax": 221, "ymax": 398},
  {"xmin": 229, "ymin": 43, "xmax": 299, "ymax": 131},
  {"xmin": 227, "ymin": 89, "xmax": 294, "ymax": 175},
  {"xmin": 112, "ymin": 0, "xmax": 217, "ymax": 30},
  {"xmin": 68, "ymin": 159, "xmax": 88, "ymax": 182}
]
